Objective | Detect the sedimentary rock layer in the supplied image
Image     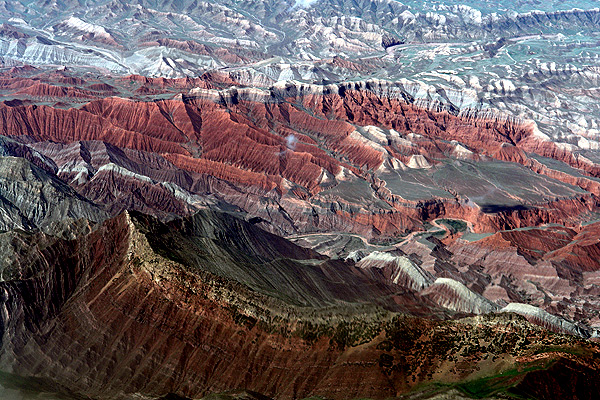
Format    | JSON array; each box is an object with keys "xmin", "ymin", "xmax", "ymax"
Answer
[
  {"xmin": 0, "ymin": 73, "xmax": 598, "ymax": 241},
  {"xmin": 0, "ymin": 210, "xmax": 598, "ymax": 400}
]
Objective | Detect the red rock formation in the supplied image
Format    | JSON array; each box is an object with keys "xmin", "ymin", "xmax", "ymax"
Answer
[
  {"xmin": 318, "ymin": 55, "xmax": 379, "ymax": 74},
  {"xmin": 15, "ymin": 82, "xmax": 99, "ymax": 99},
  {"xmin": 165, "ymin": 153, "xmax": 281, "ymax": 191},
  {"xmin": 121, "ymin": 73, "xmax": 237, "ymax": 90},
  {"xmin": 0, "ymin": 23, "xmax": 28, "ymax": 39},
  {"xmin": 1, "ymin": 211, "xmax": 597, "ymax": 400},
  {"xmin": 459, "ymin": 226, "xmax": 578, "ymax": 270},
  {"xmin": 87, "ymin": 82, "xmax": 118, "ymax": 93},
  {"xmin": 1, "ymin": 76, "xmax": 599, "ymax": 240},
  {"xmin": 546, "ymin": 222, "xmax": 600, "ymax": 272},
  {"xmin": 0, "ymin": 77, "xmax": 44, "ymax": 90},
  {"xmin": 81, "ymin": 98, "xmax": 194, "ymax": 143},
  {"xmin": 0, "ymin": 102, "xmax": 190, "ymax": 155},
  {"xmin": 140, "ymin": 38, "xmax": 247, "ymax": 64}
]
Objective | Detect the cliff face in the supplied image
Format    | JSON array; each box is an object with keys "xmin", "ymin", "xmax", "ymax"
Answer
[
  {"xmin": 2, "ymin": 3, "xmax": 600, "ymax": 398},
  {"xmin": 0, "ymin": 211, "xmax": 598, "ymax": 400},
  {"xmin": 0, "ymin": 153, "xmax": 107, "ymax": 233},
  {"xmin": 0, "ymin": 74, "xmax": 598, "ymax": 241},
  {"xmin": 1, "ymin": 72, "xmax": 600, "ymax": 361}
]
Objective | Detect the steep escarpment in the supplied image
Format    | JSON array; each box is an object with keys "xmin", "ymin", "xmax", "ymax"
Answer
[
  {"xmin": 356, "ymin": 251, "xmax": 433, "ymax": 291},
  {"xmin": 2, "ymin": 72, "xmax": 600, "ymax": 370},
  {"xmin": 131, "ymin": 209, "xmax": 427, "ymax": 311},
  {"xmin": 0, "ymin": 154, "xmax": 106, "ymax": 233},
  {"xmin": 386, "ymin": 223, "xmax": 600, "ymax": 335},
  {"xmin": 2, "ymin": 2, "xmax": 600, "ymax": 398},
  {"xmin": 1, "ymin": 75, "xmax": 599, "ymax": 240},
  {"xmin": 0, "ymin": 211, "xmax": 598, "ymax": 400}
]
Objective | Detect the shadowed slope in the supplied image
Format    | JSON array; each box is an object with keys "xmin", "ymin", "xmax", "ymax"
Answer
[
  {"xmin": 131, "ymin": 210, "xmax": 435, "ymax": 311},
  {"xmin": 0, "ymin": 154, "xmax": 107, "ymax": 233},
  {"xmin": 0, "ymin": 209, "xmax": 597, "ymax": 400}
]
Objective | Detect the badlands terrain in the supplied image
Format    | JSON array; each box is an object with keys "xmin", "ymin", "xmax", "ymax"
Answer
[{"xmin": 0, "ymin": 0, "xmax": 599, "ymax": 399}]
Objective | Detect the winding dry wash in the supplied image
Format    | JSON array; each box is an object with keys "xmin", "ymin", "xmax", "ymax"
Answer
[{"xmin": 0, "ymin": 1, "xmax": 600, "ymax": 399}]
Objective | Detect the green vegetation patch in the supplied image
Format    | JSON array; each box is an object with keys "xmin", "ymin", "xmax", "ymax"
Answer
[
  {"xmin": 438, "ymin": 219, "xmax": 467, "ymax": 233},
  {"xmin": 456, "ymin": 364, "xmax": 551, "ymax": 399},
  {"xmin": 415, "ymin": 230, "xmax": 446, "ymax": 239},
  {"xmin": 533, "ymin": 345, "xmax": 587, "ymax": 356}
]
